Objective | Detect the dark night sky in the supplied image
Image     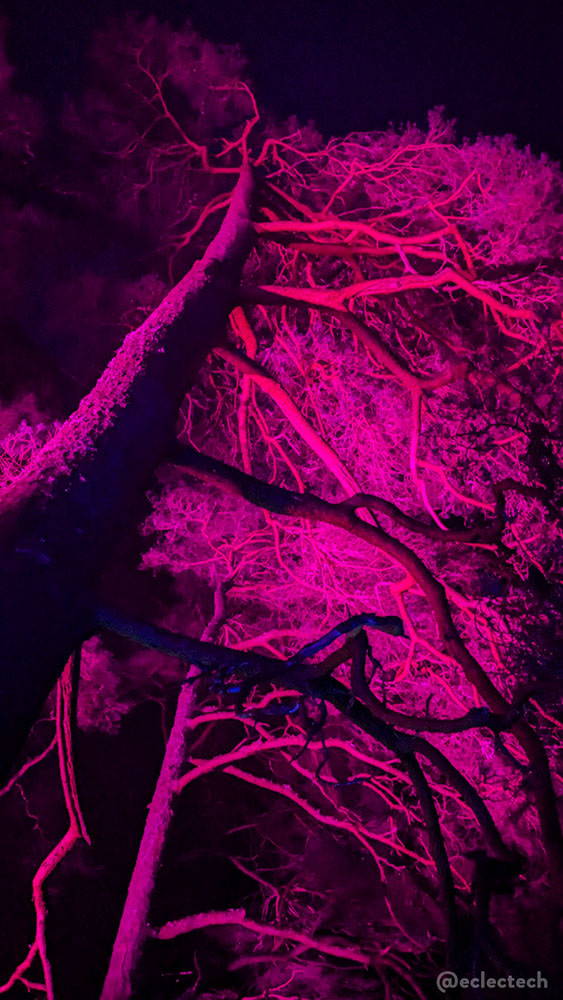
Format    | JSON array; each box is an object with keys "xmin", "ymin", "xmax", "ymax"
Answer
[{"xmin": 2, "ymin": 0, "xmax": 563, "ymax": 163}]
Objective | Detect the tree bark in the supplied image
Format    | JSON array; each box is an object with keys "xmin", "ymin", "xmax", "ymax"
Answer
[
  {"xmin": 0, "ymin": 165, "xmax": 255, "ymax": 781},
  {"xmin": 99, "ymin": 583, "xmax": 229, "ymax": 1000}
]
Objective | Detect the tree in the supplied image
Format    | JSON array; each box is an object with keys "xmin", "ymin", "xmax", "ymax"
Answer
[{"xmin": 1, "ymin": 15, "xmax": 563, "ymax": 1000}]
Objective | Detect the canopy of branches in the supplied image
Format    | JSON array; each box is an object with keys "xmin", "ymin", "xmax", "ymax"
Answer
[{"xmin": 1, "ymin": 14, "xmax": 563, "ymax": 1000}]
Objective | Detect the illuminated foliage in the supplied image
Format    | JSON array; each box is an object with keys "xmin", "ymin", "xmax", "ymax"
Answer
[{"xmin": 1, "ymin": 16, "xmax": 563, "ymax": 1000}]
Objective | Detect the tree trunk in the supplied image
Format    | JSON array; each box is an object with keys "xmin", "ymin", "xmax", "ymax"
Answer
[{"xmin": 0, "ymin": 165, "xmax": 255, "ymax": 781}]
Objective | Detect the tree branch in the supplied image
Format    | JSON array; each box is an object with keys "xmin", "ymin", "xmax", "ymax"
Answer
[
  {"xmin": 94, "ymin": 606, "xmax": 512, "ymax": 864},
  {"xmin": 167, "ymin": 443, "xmax": 563, "ymax": 885}
]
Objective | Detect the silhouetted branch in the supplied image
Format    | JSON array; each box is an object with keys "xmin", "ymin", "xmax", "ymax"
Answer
[
  {"xmin": 94, "ymin": 605, "xmax": 512, "ymax": 865},
  {"xmin": 167, "ymin": 443, "xmax": 563, "ymax": 885}
]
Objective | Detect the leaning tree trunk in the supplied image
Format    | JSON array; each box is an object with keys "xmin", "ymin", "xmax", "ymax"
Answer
[{"xmin": 0, "ymin": 165, "xmax": 255, "ymax": 781}]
